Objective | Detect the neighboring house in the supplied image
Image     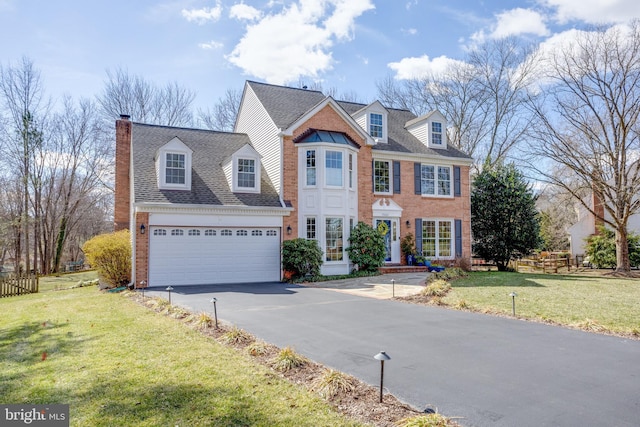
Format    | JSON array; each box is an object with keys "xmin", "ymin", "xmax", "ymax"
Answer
[
  {"xmin": 115, "ymin": 80, "xmax": 473, "ymax": 287},
  {"xmin": 568, "ymin": 192, "xmax": 640, "ymax": 257}
]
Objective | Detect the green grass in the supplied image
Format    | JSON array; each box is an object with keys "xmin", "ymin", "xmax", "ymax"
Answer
[
  {"xmin": 38, "ymin": 270, "xmax": 99, "ymax": 292},
  {"xmin": 0, "ymin": 277, "xmax": 362, "ymax": 427},
  {"xmin": 445, "ymin": 271, "xmax": 640, "ymax": 335}
]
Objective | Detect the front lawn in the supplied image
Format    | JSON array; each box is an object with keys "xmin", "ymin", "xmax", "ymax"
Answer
[
  {"xmin": 0, "ymin": 281, "xmax": 361, "ymax": 427},
  {"xmin": 444, "ymin": 271, "xmax": 640, "ymax": 336}
]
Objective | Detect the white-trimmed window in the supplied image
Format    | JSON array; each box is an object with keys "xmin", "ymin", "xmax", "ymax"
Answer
[
  {"xmin": 306, "ymin": 150, "xmax": 316, "ymax": 186},
  {"xmin": 153, "ymin": 229, "xmax": 167, "ymax": 236},
  {"xmin": 325, "ymin": 151, "xmax": 343, "ymax": 186},
  {"xmin": 171, "ymin": 229, "xmax": 184, "ymax": 236},
  {"xmin": 348, "ymin": 153, "xmax": 353, "ymax": 189},
  {"xmin": 237, "ymin": 159, "xmax": 255, "ymax": 188},
  {"xmin": 205, "ymin": 229, "xmax": 216, "ymax": 236},
  {"xmin": 221, "ymin": 229, "xmax": 232, "ymax": 236},
  {"xmin": 188, "ymin": 229, "xmax": 200, "ymax": 236},
  {"xmin": 325, "ymin": 217, "xmax": 343, "ymax": 261},
  {"xmin": 237, "ymin": 230, "xmax": 248, "ymax": 236},
  {"xmin": 431, "ymin": 122, "xmax": 443, "ymax": 146},
  {"xmin": 252, "ymin": 230, "xmax": 263, "ymax": 236},
  {"xmin": 266, "ymin": 230, "xmax": 277, "ymax": 236},
  {"xmin": 370, "ymin": 113, "xmax": 383, "ymax": 138},
  {"xmin": 421, "ymin": 165, "xmax": 451, "ymax": 197},
  {"xmin": 421, "ymin": 219, "xmax": 453, "ymax": 259},
  {"xmin": 166, "ymin": 153, "xmax": 185, "ymax": 184},
  {"xmin": 306, "ymin": 217, "xmax": 317, "ymax": 240},
  {"xmin": 374, "ymin": 160, "xmax": 391, "ymax": 193}
]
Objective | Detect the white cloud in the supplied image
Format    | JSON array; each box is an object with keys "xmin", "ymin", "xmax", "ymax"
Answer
[
  {"xmin": 198, "ymin": 40, "xmax": 224, "ymax": 50},
  {"xmin": 539, "ymin": 0, "xmax": 640, "ymax": 24},
  {"xmin": 388, "ymin": 54, "xmax": 468, "ymax": 80},
  {"xmin": 227, "ymin": 0, "xmax": 374, "ymax": 85},
  {"xmin": 402, "ymin": 28, "xmax": 418, "ymax": 36},
  {"xmin": 471, "ymin": 8, "xmax": 549, "ymax": 44},
  {"xmin": 181, "ymin": 4, "xmax": 223, "ymax": 25},
  {"xmin": 230, "ymin": 3, "xmax": 262, "ymax": 21}
]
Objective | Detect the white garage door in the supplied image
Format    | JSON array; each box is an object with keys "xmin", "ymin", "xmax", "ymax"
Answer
[{"xmin": 148, "ymin": 227, "xmax": 281, "ymax": 286}]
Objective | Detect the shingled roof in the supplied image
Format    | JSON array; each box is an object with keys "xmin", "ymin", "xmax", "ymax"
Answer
[
  {"xmin": 131, "ymin": 123, "xmax": 282, "ymax": 207},
  {"xmin": 247, "ymin": 81, "xmax": 472, "ymax": 160}
]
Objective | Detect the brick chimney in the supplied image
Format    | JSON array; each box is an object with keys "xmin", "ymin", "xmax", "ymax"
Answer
[
  {"xmin": 592, "ymin": 189, "xmax": 605, "ymax": 233},
  {"xmin": 114, "ymin": 115, "xmax": 132, "ymax": 231}
]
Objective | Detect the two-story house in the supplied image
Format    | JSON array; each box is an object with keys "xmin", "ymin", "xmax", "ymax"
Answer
[{"xmin": 114, "ymin": 81, "xmax": 472, "ymax": 287}]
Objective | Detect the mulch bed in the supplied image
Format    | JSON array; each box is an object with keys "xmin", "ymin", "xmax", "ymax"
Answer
[{"xmin": 125, "ymin": 291, "xmax": 460, "ymax": 426}]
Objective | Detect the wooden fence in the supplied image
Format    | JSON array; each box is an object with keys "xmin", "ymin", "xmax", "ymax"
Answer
[{"xmin": 0, "ymin": 275, "xmax": 39, "ymax": 298}]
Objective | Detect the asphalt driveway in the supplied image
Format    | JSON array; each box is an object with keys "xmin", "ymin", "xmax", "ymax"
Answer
[{"xmin": 145, "ymin": 281, "xmax": 640, "ymax": 427}]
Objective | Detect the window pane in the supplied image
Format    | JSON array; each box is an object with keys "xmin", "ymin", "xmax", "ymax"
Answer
[
  {"xmin": 325, "ymin": 151, "xmax": 343, "ymax": 186},
  {"xmin": 325, "ymin": 218, "xmax": 343, "ymax": 261},
  {"xmin": 166, "ymin": 153, "xmax": 185, "ymax": 184},
  {"xmin": 374, "ymin": 160, "xmax": 390, "ymax": 193},
  {"xmin": 370, "ymin": 113, "xmax": 383, "ymax": 138},
  {"xmin": 421, "ymin": 165, "xmax": 435, "ymax": 195},
  {"xmin": 439, "ymin": 221, "xmax": 452, "ymax": 257},
  {"xmin": 306, "ymin": 150, "xmax": 316, "ymax": 186},
  {"xmin": 238, "ymin": 159, "xmax": 255, "ymax": 188},
  {"xmin": 438, "ymin": 166, "xmax": 451, "ymax": 196},
  {"xmin": 348, "ymin": 154, "xmax": 353, "ymax": 188},
  {"xmin": 306, "ymin": 217, "xmax": 316, "ymax": 240},
  {"xmin": 422, "ymin": 220, "xmax": 436, "ymax": 257},
  {"xmin": 432, "ymin": 122, "xmax": 442, "ymax": 145}
]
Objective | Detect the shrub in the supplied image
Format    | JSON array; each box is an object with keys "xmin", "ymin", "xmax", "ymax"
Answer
[
  {"xmin": 246, "ymin": 341, "xmax": 270, "ymax": 357},
  {"xmin": 220, "ymin": 326, "xmax": 252, "ymax": 345},
  {"xmin": 282, "ymin": 238, "xmax": 323, "ymax": 280},
  {"xmin": 312, "ymin": 369, "xmax": 355, "ymax": 398},
  {"xmin": 422, "ymin": 280, "xmax": 451, "ymax": 297},
  {"xmin": 401, "ymin": 233, "xmax": 416, "ymax": 258},
  {"xmin": 271, "ymin": 346, "xmax": 307, "ymax": 371},
  {"xmin": 585, "ymin": 226, "xmax": 640, "ymax": 268},
  {"xmin": 193, "ymin": 312, "xmax": 213, "ymax": 330},
  {"xmin": 346, "ymin": 222, "xmax": 386, "ymax": 272},
  {"xmin": 82, "ymin": 230, "xmax": 131, "ymax": 288}
]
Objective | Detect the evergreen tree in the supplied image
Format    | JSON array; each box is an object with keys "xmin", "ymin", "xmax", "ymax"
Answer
[{"xmin": 471, "ymin": 163, "xmax": 540, "ymax": 271}]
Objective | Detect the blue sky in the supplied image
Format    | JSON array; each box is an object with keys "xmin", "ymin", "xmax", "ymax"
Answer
[{"xmin": 2, "ymin": 0, "xmax": 640, "ymax": 111}]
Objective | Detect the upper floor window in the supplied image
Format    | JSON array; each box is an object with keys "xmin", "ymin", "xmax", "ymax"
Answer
[
  {"xmin": 421, "ymin": 165, "xmax": 451, "ymax": 196},
  {"xmin": 306, "ymin": 150, "xmax": 316, "ymax": 186},
  {"xmin": 237, "ymin": 159, "xmax": 255, "ymax": 188},
  {"xmin": 325, "ymin": 151, "xmax": 343, "ymax": 186},
  {"xmin": 431, "ymin": 122, "xmax": 443, "ymax": 146},
  {"xmin": 370, "ymin": 113, "xmax": 383, "ymax": 138},
  {"xmin": 374, "ymin": 160, "xmax": 391, "ymax": 193},
  {"xmin": 166, "ymin": 153, "xmax": 185, "ymax": 184}
]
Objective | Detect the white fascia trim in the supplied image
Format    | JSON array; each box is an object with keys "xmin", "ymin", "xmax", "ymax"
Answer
[
  {"xmin": 133, "ymin": 202, "xmax": 293, "ymax": 216},
  {"xmin": 372, "ymin": 150, "xmax": 473, "ymax": 166},
  {"xmin": 280, "ymin": 97, "xmax": 373, "ymax": 145}
]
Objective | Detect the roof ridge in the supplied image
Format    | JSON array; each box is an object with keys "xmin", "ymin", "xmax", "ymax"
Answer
[
  {"xmin": 247, "ymin": 80, "xmax": 324, "ymax": 95},
  {"xmin": 132, "ymin": 122, "xmax": 246, "ymax": 136}
]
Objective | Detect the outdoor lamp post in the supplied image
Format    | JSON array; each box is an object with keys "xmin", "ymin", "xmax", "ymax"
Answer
[
  {"xmin": 510, "ymin": 292, "xmax": 517, "ymax": 316},
  {"xmin": 140, "ymin": 280, "xmax": 146, "ymax": 299},
  {"xmin": 166, "ymin": 286, "xmax": 174, "ymax": 305},
  {"xmin": 374, "ymin": 351, "xmax": 391, "ymax": 403},
  {"xmin": 210, "ymin": 297, "xmax": 218, "ymax": 328}
]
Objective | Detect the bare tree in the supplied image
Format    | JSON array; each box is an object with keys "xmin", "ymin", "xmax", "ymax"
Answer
[
  {"xmin": 197, "ymin": 88, "xmax": 241, "ymax": 132},
  {"xmin": 526, "ymin": 22, "xmax": 640, "ymax": 272},
  {"xmin": 98, "ymin": 68, "xmax": 194, "ymax": 126},
  {"xmin": 0, "ymin": 57, "xmax": 50, "ymax": 273},
  {"xmin": 377, "ymin": 38, "xmax": 537, "ymax": 167}
]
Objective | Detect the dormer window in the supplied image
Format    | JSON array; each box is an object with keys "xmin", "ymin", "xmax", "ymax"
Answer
[
  {"xmin": 432, "ymin": 122, "xmax": 443, "ymax": 146},
  {"xmin": 370, "ymin": 113, "xmax": 383, "ymax": 138},
  {"xmin": 156, "ymin": 137, "xmax": 192, "ymax": 191},
  {"xmin": 166, "ymin": 153, "xmax": 186, "ymax": 184},
  {"xmin": 237, "ymin": 158, "xmax": 256, "ymax": 188},
  {"xmin": 224, "ymin": 144, "xmax": 261, "ymax": 193}
]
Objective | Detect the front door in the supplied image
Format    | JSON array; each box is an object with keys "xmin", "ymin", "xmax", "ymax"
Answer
[{"xmin": 375, "ymin": 218, "xmax": 400, "ymax": 263}]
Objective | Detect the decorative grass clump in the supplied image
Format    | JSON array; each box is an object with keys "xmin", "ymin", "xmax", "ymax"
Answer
[
  {"xmin": 193, "ymin": 312, "xmax": 213, "ymax": 330},
  {"xmin": 396, "ymin": 412, "xmax": 457, "ymax": 427},
  {"xmin": 421, "ymin": 280, "xmax": 451, "ymax": 297},
  {"xmin": 246, "ymin": 341, "xmax": 270, "ymax": 357},
  {"xmin": 312, "ymin": 369, "xmax": 355, "ymax": 398},
  {"xmin": 220, "ymin": 326, "xmax": 252, "ymax": 345},
  {"xmin": 271, "ymin": 346, "xmax": 308, "ymax": 372},
  {"xmin": 427, "ymin": 268, "xmax": 467, "ymax": 283}
]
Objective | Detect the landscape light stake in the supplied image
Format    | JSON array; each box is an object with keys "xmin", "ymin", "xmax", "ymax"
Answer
[
  {"xmin": 510, "ymin": 292, "xmax": 517, "ymax": 316},
  {"xmin": 374, "ymin": 351, "xmax": 391, "ymax": 403},
  {"xmin": 140, "ymin": 281, "xmax": 146, "ymax": 299},
  {"xmin": 210, "ymin": 297, "xmax": 218, "ymax": 328},
  {"xmin": 166, "ymin": 286, "xmax": 174, "ymax": 305},
  {"xmin": 391, "ymin": 279, "xmax": 395, "ymax": 298}
]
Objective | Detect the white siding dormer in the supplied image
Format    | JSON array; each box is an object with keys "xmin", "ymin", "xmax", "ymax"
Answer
[
  {"xmin": 223, "ymin": 144, "xmax": 262, "ymax": 194},
  {"xmin": 156, "ymin": 137, "xmax": 193, "ymax": 191},
  {"xmin": 405, "ymin": 110, "xmax": 448, "ymax": 149},
  {"xmin": 352, "ymin": 101, "xmax": 388, "ymax": 144}
]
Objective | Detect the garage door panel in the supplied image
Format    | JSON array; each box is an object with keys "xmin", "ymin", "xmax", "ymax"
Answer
[{"xmin": 148, "ymin": 227, "xmax": 281, "ymax": 286}]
